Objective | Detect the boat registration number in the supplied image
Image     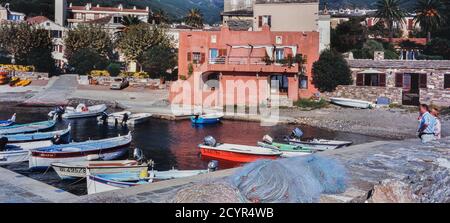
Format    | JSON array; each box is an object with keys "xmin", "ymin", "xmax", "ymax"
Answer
[{"xmin": 59, "ymin": 167, "xmax": 85, "ymax": 174}]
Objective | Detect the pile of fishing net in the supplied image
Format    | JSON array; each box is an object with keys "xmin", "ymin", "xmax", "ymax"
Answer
[{"xmin": 229, "ymin": 155, "xmax": 348, "ymax": 203}]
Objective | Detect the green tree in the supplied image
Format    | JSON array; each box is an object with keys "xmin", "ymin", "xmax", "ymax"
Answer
[
  {"xmin": 149, "ymin": 9, "xmax": 170, "ymax": 25},
  {"xmin": 312, "ymin": 49, "xmax": 352, "ymax": 92},
  {"xmin": 331, "ymin": 18, "xmax": 367, "ymax": 53},
  {"xmin": 0, "ymin": 22, "xmax": 53, "ymax": 72},
  {"xmin": 185, "ymin": 8, "xmax": 203, "ymax": 28},
  {"xmin": 68, "ymin": 48, "xmax": 108, "ymax": 75},
  {"xmin": 414, "ymin": 0, "xmax": 446, "ymax": 42},
  {"xmin": 140, "ymin": 44, "xmax": 177, "ymax": 82},
  {"xmin": 107, "ymin": 63, "xmax": 122, "ymax": 77},
  {"xmin": 375, "ymin": 0, "xmax": 406, "ymax": 42},
  {"xmin": 116, "ymin": 23, "xmax": 168, "ymax": 62},
  {"xmin": 65, "ymin": 24, "xmax": 113, "ymax": 61}
]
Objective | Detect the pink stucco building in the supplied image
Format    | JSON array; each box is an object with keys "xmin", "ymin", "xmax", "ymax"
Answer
[{"xmin": 170, "ymin": 25, "xmax": 320, "ymax": 107}]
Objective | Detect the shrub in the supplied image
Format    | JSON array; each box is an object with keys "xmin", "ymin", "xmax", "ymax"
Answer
[
  {"xmin": 312, "ymin": 49, "xmax": 352, "ymax": 92},
  {"xmin": 90, "ymin": 70, "xmax": 110, "ymax": 77},
  {"xmin": 294, "ymin": 98, "xmax": 329, "ymax": 110},
  {"xmin": 0, "ymin": 64, "xmax": 35, "ymax": 72},
  {"xmin": 106, "ymin": 63, "xmax": 121, "ymax": 77}
]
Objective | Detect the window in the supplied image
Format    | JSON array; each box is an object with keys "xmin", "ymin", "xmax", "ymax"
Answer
[
  {"xmin": 445, "ymin": 74, "xmax": 450, "ymax": 89},
  {"xmin": 275, "ymin": 36, "xmax": 282, "ymax": 44},
  {"xmin": 275, "ymin": 49, "xmax": 284, "ymax": 62},
  {"xmin": 299, "ymin": 75, "xmax": 308, "ymax": 89},
  {"xmin": 209, "ymin": 48, "xmax": 218, "ymax": 64},
  {"xmin": 258, "ymin": 15, "xmax": 271, "ymax": 27},
  {"xmin": 356, "ymin": 73, "xmax": 386, "ymax": 87},
  {"xmin": 211, "ymin": 35, "xmax": 217, "ymax": 43},
  {"xmin": 51, "ymin": 30, "xmax": 62, "ymax": 38},
  {"xmin": 113, "ymin": 16, "xmax": 122, "ymax": 24}
]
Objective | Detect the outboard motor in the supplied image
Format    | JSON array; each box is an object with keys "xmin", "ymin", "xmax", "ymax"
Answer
[
  {"xmin": 262, "ymin": 135, "xmax": 273, "ymax": 144},
  {"xmin": 203, "ymin": 136, "xmax": 217, "ymax": 147},
  {"xmin": 207, "ymin": 160, "xmax": 219, "ymax": 172},
  {"xmin": 133, "ymin": 148, "xmax": 145, "ymax": 163},
  {"xmin": 100, "ymin": 112, "xmax": 109, "ymax": 124},
  {"xmin": 51, "ymin": 134, "xmax": 63, "ymax": 145},
  {"xmin": 291, "ymin": 128, "xmax": 304, "ymax": 139},
  {"xmin": 0, "ymin": 137, "xmax": 8, "ymax": 151}
]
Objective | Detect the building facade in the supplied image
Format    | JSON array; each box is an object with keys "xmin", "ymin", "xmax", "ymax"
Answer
[
  {"xmin": 170, "ymin": 25, "xmax": 320, "ymax": 107},
  {"xmin": 0, "ymin": 3, "xmax": 25, "ymax": 22},
  {"xmin": 325, "ymin": 54, "xmax": 450, "ymax": 107}
]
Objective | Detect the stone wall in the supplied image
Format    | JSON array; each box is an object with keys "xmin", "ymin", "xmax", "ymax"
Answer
[
  {"xmin": 13, "ymin": 71, "xmax": 49, "ymax": 79},
  {"xmin": 420, "ymin": 72, "xmax": 450, "ymax": 106},
  {"xmin": 324, "ymin": 85, "xmax": 403, "ymax": 104}
]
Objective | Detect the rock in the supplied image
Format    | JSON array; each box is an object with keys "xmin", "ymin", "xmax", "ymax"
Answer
[
  {"xmin": 366, "ymin": 179, "xmax": 418, "ymax": 203},
  {"xmin": 173, "ymin": 183, "xmax": 243, "ymax": 203}
]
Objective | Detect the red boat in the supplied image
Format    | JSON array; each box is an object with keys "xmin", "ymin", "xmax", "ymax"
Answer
[{"xmin": 199, "ymin": 140, "xmax": 282, "ymax": 163}]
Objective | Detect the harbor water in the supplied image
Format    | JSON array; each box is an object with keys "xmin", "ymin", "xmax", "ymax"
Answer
[{"xmin": 0, "ymin": 105, "xmax": 384, "ymax": 195}]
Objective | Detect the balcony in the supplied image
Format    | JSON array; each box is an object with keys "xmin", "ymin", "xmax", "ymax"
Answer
[{"xmin": 205, "ymin": 56, "xmax": 300, "ymax": 74}]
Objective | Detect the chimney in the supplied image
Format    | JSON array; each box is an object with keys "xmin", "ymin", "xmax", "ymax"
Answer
[
  {"xmin": 374, "ymin": 51, "xmax": 385, "ymax": 61},
  {"xmin": 96, "ymin": 4, "xmax": 100, "ymax": 8},
  {"xmin": 133, "ymin": 6, "xmax": 137, "ymax": 10},
  {"xmin": 55, "ymin": 0, "xmax": 67, "ymax": 26},
  {"xmin": 146, "ymin": 6, "xmax": 149, "ymax": 12},
  {"xmin": 85, "ymin": 3, "xmax": 92, "ymax": 10},
  {"xmin": 118, "ymin": 4, "xmax": 123, "ymax": 10}
]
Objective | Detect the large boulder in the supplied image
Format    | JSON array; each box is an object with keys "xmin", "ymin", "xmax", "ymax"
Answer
[{"xmin": 366, "ymin": 179, "xmax": 418, "ymax": 203}]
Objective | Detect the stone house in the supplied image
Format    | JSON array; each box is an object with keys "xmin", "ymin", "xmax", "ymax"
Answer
[{"xmin": 326, "ymin": 56, "xmax": 450, "ymax": 107}]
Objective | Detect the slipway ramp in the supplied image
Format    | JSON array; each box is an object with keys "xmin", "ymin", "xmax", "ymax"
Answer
[{"xmin": 22, "ymin": 74, "xmax": 78, "ymax": 107}]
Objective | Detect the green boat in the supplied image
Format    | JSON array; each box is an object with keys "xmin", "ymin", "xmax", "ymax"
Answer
[{"xmin": 257, "ymin": 141, "xmax": 313, "ymax": 158}]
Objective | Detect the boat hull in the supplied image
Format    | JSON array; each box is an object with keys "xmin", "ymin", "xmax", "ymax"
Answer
[
  {"xmin": 87, "ymin": 175, "xmax": 137, "ymax": 194},
  {"xmin": 62, "ymin": 105, "xmax": 107, "ymax": 119},
  {"xmin": 52, "ymin": 161, "xmax": 145, "ymax": 180},
  {"xmin": 286, "ymin": 139, "xmax": 352, "ymax": 151},
  {"xmin": 191, "ymin": 117, "xmax": 221, "ymax": 124},
  {"xmin": 2, "ymin": 127, "xmax": 70, "ymax": 143},
  {"xmin": 0, "ymin": 120, "xmax": 56, "ymax": 135},
  {"xmin": 199, "ymin": 147, "xmax": 279, "ymax": 163},
  {"xmin": 330, "ymin": 97, "xmax": 373, "ymax": 109},
  {"xmin": 0, "ymin": 150, "xmax": 29, "ymax": 165}
]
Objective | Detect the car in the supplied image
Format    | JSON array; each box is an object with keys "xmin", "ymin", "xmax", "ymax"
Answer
[{"xmin": 110, "ymin": 78, "xmax": 129, "ymax": 90}]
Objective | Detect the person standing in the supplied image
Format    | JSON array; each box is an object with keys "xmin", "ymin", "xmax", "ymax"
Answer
[
  {"xmin": 430, "ymin": 106, "xmax": 441, "ymax": 140},
  {"xmin": 417, "ymin": 104, "xmax": 437, "ymax": 143}
]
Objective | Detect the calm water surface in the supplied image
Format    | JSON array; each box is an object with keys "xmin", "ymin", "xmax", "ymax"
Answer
[{"xmin": 0, "ymin": 105, "xmax": 384, "ymax": 195}]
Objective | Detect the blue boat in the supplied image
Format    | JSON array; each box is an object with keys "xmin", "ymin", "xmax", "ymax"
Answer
[
  {"xmin": 0, "ymin": 119, "xmax": 56, "ymax": 135},
  {"xmin": 0, "ymin": 113, "xmax": 16, "ymax": 127},
  {"xmin": 190, "ymin": 114, "xmax": 223, "ymax": 124},
  {"xmin": 1, "ymin": 125, "xmax": 71, "ymax": 143}
]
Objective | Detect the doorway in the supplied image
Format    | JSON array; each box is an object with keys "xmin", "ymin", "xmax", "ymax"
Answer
[
  {"xmin": 402, "ymin": 73, "xmax": 421, "ymax": 106},
  {"xmin": 270, "ymin": 74, "xmax": 289, "ymax": 94}
]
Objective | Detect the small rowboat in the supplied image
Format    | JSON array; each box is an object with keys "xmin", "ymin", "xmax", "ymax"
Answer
[
  {"xmin": 0, "ymin": 141, "xmax": 53, "ymax": 165},
  {"xmin": 97, "ymin": 111, "xmax": 152, "ymax": 126},
  {"xmin": 285, "ymin": 138, "xmax": 353, "ymax": 151},
  {"xmin": 87, "ymin": 168, "xmax": 154, "ymax": 194},
  {"xmin": 257, "ymin": 141, "xmax": 313, "ymax": 158},
  {"xmin": 191, "ymin": 113, "xmax": 223, "ymax": 124},
  {"xmin": 1, "ymin": 125, "xmax": 71, "ymax": 143},
  {"xmin": 0, "ymin": 113, "xmax": 16, "ymax": 127},
  {"xmin": 0, "ymin": 119, "xmax": 56, "ymax": 135},
  {"xmin": 29, "ymin": 132, "xmax": 132, "ymax": 170},
  {"xmin": 330, "ymin": 97, "xmax": 374, "ymax": 109},
  {"xmin": 52, "ymin": 160, "xmax": 145, "ymax": 180},
  {"xmin": 199, "ymin": 136, "xmax": 281, "ymax": 163},
  {"xmin": 61, "ymin": 104, "xmax": 107, "ymax": 119}
]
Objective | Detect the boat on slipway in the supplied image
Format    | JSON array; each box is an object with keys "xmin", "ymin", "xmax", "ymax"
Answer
[
  {"xmin": 0, "ymin": 140, "xmax": 53, "ymax": 165},
  {"xmin": 191, "ymin": 113, "xmax": 223, "ymax": 124},
  {"xmin": 284, "ymin": 128, "xmax": 353, "ymax": 151},
  {"xmin": 29, "ymin": 132, "xmax": 132, "ymax": 170},
  {"xmin": 330, "ymin": 97, "xmax": 374, "ymax": 109},
  {"xmin": 257, "ymin": 135, "xmax": 314, "ymax": 158},
  {"xmin": 1, "ymin": 125, "xmax": 71, "ymax": 143},
  {"xmin": 199, "ymin": 136, "xmax": 282, "ymax": 163},
  {"xmin": 0, "ymin": 113, "xmax": 16, "ymax": 127},
  {"xmin": 0, "ymin": 119, "xmax": 56, "ymax": 135}
]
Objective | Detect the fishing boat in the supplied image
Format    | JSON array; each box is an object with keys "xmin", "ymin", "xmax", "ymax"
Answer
[
  {"xmin": 0, "ymin": 113, "xmax": 16, "ymax": 127},
  {"xmin": 97, "ymin": 111, "xmax": 152, "ymax": 126},
  {"xmin": 52, "ymin": 160, "xmax": 146, "ymax": 180},
  {"xmin": 1, "ymin": 125, "xmax": 70, "ymax": 143},
  {"xmin": 29, "ymin": 132, "xmax": 132, "ymax": 170},
  {"xmin": 199, "ymin": 136, "xmax": 282, "ymax": 163},
  {"xmin": 0, "ymin": 140, "xmax": 53, "ymax": 165},
  {"xmin": 284, "ymin": 128, "xmax": 353, "ymax": 151},
  {"xmin": 257, "ymin": 135, "xmax": 313, "ymax": 158},
  {"xmin": 330, "ymin": 97, "xmax": 374, "ymax": 109},
  {"xmin": 60, "ymin": 104, "xmax": 107, "ymax": 119},
  {"xmin": 0, "ymin": 71, "xmax": 9, "ymax": 85},
  {"xmin": 9, "ymin": 77, "xmax": 20, "ymax": 86},
  {"xmin": 0, "ymin": 119, "xmax": 56, "ymax": 135},
  {"xmin": 15, "ymin": 79, "xmax": 31, "ymax": 87},
  {"xmin": 87, "ymin": 168, "xmax": 154, "ymax": 194},
  {"xmin": 190, "ymin": 113, "xmax": 223, "ymax": 124}
]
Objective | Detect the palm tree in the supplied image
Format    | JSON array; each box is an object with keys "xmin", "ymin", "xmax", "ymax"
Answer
[
  {"xmin": 375, "ymin": 0, "xmax": 406, "ymax": 42},
  {"xmin": 414, "ymin": 0, "xmax": 445, "ymax": 42},
  {"xmin": 185, "ymin": 8, "xmax": 203, "ymax": 28},
  {"xmin": 121, "ymin": 15, "xmax": 142, "ymax": 28},
  {"xmin": 149, "ymin": 9, "xmax": 170, "ymax": 25}
]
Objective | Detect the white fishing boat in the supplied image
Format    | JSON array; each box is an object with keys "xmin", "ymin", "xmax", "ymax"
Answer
[
  {"xmin": 0, "ymin": 140, "xmax": 53, "ymax": 165},
  {"xmin": 284, "ymin": 128, "xmax": 353, "ymax": 151},
  {"xmin": 330, "ymin": 97, "xmax": 374, "ymax": 109},
  {"xmin": 29, "ymin": 132, "xmax": 132, "ymax": 170},
  {"xmin": 52, "ymin": 160, "xmax": 145, "ymax": 180},
  {"xmin": 97, "ymin": 111, "xmax": 152, "ymax": 126},
  {"xmin": 86, "ymin": 168, "xmax": 154, "ymax": 194},
  {"xmin": 61, "ymin": 104, "xmax": 107, "ymax": 119}
]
